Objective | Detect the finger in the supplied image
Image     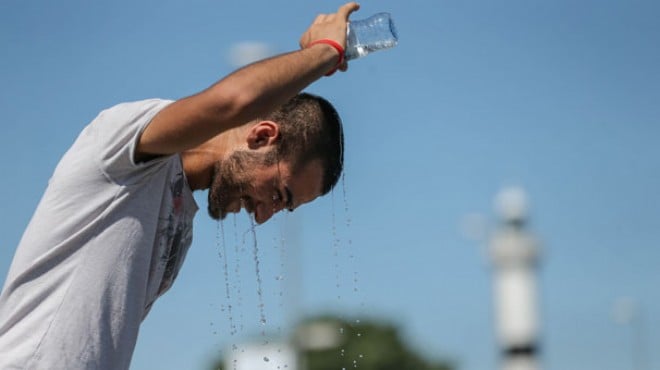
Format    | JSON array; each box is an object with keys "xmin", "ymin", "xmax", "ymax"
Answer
[
  {"xmin": 337, "ymin": 2, "xmax": 360, "ymax": 20},
  {"xmin": 313, "ymin": 14, "xmax": 328, "ymax": 24}
]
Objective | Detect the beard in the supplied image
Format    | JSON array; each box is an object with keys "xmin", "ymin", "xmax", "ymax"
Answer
[{"xmin": 207, "ymin": 149, "xmax": 276, "ymax": 220}]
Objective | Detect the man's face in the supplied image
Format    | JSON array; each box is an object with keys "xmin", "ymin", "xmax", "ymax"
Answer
[{"xmin": 208, "ymin": 150, "xmax": 324, "ymax": 224}]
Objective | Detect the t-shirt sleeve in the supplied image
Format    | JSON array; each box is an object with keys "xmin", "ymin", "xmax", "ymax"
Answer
[{"xmin": 88, "ymin": 99, "xmax": 176, "ymax": 184}]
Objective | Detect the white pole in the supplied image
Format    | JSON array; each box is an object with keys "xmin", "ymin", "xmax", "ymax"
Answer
[{"xmin": 490, "ymin": 187, "xmax": 542, "ymax": 370}]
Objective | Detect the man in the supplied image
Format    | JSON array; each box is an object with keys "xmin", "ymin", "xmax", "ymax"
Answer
[{"xmin": 0, "ymin": 2, "xmax": 360, "ymax": 369}]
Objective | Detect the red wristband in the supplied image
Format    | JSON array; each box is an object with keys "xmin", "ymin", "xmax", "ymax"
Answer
[{"xmin": 307, "ymin": 39, "xmax": 345, "ymax": 76}]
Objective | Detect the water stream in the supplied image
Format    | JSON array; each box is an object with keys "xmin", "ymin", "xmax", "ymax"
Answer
[
  {"xmin": 213, "ymin": 172, "xmax": 361, "ymax": 368},
  {"xmin": 248, "ymin": 215, "xmax": 268, "ymax": 340}
]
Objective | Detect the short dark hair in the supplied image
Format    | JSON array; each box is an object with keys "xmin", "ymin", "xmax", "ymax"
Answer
[{"xmin": 264, "ymin": 93, "xmax": 344, "ymax": 195}]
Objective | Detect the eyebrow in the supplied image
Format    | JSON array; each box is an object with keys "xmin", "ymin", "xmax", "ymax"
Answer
[{"xmin": 284, "ymin": 186, "xmax": 294, "ymax": 212}]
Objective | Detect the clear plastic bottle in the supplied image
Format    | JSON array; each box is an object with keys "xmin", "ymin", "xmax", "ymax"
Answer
[{"xmin": 345, "ymin": 12, "xmax": 398, "ymax": 61}]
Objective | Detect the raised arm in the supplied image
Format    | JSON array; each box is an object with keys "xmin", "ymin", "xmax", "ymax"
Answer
[{"xmin": 137, "ymin": 2, "xmax": 360, "ymax": 158}]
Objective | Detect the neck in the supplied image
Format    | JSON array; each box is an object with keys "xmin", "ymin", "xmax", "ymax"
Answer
[
  {"xmin": 182, "ymin": 135, "xmax": 236, "ymax": 191},
  {"xmin": 182, "ymin": 123, "xmax": 252, "ymax": 190},
  {"xmin": 181, "ymin": 150, "xmax": 214, "ymax": 190}
]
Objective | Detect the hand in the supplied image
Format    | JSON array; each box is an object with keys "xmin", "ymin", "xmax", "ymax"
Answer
[{"xmin": 299, "ymin": 2, "xmax": 360, "ymax": 71}]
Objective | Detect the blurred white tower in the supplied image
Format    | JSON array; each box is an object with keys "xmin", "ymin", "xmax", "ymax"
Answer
[{"xmin": 490, "ymin": 187, "xmax": 542, "ymax": 370}]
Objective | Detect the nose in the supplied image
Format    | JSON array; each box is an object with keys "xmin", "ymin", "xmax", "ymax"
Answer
[{"xmin": 255, "ymin": 202, "xmax": 285, "ymax": 224}]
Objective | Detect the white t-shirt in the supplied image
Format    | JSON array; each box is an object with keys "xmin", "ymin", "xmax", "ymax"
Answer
[{"xmin": 0, "ymin": 99, "xmax": 199, "ymax": 369}]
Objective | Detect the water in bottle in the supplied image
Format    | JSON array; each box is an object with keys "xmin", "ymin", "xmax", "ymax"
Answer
[{"xmin": 345, "ymin": 12, "xmax": 398, "ymax": 61}]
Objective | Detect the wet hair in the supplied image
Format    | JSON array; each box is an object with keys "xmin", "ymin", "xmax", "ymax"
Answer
[{"xmin": 263, "ymin": 93, "xmax": 344, "ymax": 195}]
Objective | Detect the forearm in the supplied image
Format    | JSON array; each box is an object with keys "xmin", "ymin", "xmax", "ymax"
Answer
[
  {"xmin": 137, "ymin": 2, "xmax": 359, "ymax": 157},
  {"xmin": 140, "ymin": 45, "xmax": 338, "ymax": 156},
  {"xmin": 204, "ymin": 43, "xmax": 339, "ymax": 132}
]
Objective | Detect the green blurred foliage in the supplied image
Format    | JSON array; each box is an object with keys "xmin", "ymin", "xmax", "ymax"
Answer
[
  {"xmin": 302, "ymin": 316, "xmax": 453, "ymax": 370},
  {"xmin": 211, "ymin": 316, "xmax": 454, "ymax": 370}
]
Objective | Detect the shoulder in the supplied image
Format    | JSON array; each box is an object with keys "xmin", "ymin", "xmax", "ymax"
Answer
[{"xmin": 100, "ymin": 99, "xmax": 176, "ymax": 119}]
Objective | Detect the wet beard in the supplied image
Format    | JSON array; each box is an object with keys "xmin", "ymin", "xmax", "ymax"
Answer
[
  {"xmin": 207, "ymin": 150, "xmax": 260, "ymax": 220},
  {"xmin": 208, "ymin": 168, "xmax": 241, "ymax": 220}
]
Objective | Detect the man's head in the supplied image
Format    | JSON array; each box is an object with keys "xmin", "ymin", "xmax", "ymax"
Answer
[
  {"xmin": 263, "ymin": 92, "xmax": 344, "ymax": 194},
  {"xmin": 207, "ymin": 93, "xmax": 344, "ymax": 223}
]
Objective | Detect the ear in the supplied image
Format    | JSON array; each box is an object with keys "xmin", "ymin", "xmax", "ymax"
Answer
[{"xmin": 246, "ymin": 121, "xmax": 280, "ymax": 150}]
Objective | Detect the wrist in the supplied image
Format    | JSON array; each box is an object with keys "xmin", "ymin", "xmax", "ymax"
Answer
[{"xmin": 306, "ymin": 39, "xmax": 345, "ymax": 76}]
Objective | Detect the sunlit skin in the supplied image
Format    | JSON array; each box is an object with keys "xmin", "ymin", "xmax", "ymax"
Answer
[
  {"xmin": 179, "ymin": 120, "xmax": 324, "ymax": 224},
  {"xmin": 132, "ymin": 3, "xmax": 360, "ymax": 226},
  {"xmin": 208, "ymin": 155, "xmax": 324, "ymax": 224}
]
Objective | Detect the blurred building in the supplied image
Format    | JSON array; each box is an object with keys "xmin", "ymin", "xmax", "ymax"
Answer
[{"xmin": 224, "ymin": 341, "xmax": 297, "ymax": 370}]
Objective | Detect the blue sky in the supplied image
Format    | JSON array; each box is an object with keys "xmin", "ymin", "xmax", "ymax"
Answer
[{"xmin": 1, "ymin": 1, "xmax": 659, "ymax": 369}]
